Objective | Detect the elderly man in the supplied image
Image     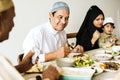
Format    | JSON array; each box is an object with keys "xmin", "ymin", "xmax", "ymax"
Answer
[
  {"xmin": 23, "ymin": 1, "xmax": 84, "ymax": 64},
  {"xmin": 23, "ymin": 1, "xmax": 71, "ymax": 63},
  {"xmin": 0, "ymin": 0, "xmax": 34, "ymax": 76}
]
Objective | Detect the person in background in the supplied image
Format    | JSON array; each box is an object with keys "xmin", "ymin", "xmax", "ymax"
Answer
[
  {"xmin": 0, "ymin": 0, "xmax": 34, "ymax": 73},
  {"xmin": 76, "ymin": 5, "xmax": 104, "ymax": 51},
  {"xmin": 23, "ymin": 1, "xmax": 82, "ymax": 63},
  {"xmin": 98, "ymin": 17, "xmax": 120, "ymax": 48}
]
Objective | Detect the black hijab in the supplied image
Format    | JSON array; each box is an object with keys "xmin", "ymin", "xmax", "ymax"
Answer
[{"xmin": 76, "ymin": 5, "xmax": 104, "ymax": 51}]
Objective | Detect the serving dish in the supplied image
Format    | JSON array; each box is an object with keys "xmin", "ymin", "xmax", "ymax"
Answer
[
  {"xmin": 112, "ymin": 46, "xmax": 120, "ymax": 56},
  {"xmin": 56, "ymin": 58, "xmax": 74, "ymax": 67},
  {"xmin": 112, "ymin": 46, "xmax": 120, "ymax": 52},
  {"xmin": 94, "ymin": 53, "xmax": 112, "ymax": 61},
  {"xmin": 95, "ymin": 61, "xmax": 120, "ymax": 72},
  {"xmin": 92, "ymin": 66, "xmax": 103, "ymax": 75},
  {"xmin": 60, "ymin": 67, "xmax": 95, "ymax": 80},
  {"xmin": 72, "ymin": 54, "xmax": 94, "ymax": 67}
]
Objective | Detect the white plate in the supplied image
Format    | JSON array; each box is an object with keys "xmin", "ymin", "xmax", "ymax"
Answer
[
  {"xmin": 92, "ymin": 66, "xmax": 103, "ymax": 75},
  {"xmin": 112, "ymin": 46, "xmax": 120, "ymax": 51},
  {"xmin": 96, "ymin": 61, "xmax": 120, "ymax": 72},
  {"xmin": 94, "ymin": 53, "xmax": 113, "ymax": 61}
]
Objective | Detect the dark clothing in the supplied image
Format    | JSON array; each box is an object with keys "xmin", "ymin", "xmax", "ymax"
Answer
[
  {"xmin": 76, "ymin": 5, "xmax": 104, "ymax": 51},
  {"xmin": 76, "ymin": 25, "xmax": 102, "ymax": 51}
]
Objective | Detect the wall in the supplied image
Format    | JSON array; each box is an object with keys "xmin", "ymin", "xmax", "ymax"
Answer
[{"xmin": 0, "ymin": 0, "xmax": 120, "ymax": 65}]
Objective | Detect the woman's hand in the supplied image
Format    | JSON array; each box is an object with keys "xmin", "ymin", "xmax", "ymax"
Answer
[
  {"xmin": 91, "ymin": 30, "xmax": 100, "ymax": 46},
  {"xmin": 71, "ymin": 45, "xmax": 84, "ymax": 53}
]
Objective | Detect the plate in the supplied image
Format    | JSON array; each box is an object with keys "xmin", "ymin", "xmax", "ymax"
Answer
[
  {"xmin": 91, "ymin": 66, "xmax": 103, "ymax": 75},
  {"xmin": 112, "ymin": 46, "xmax": 120, "ymax": 52},
  {"xmin": 95, "ymin": 61, "xmax": 120, "ymax": 72},
  {"xmin": 94, "ymin": 53, "xmax": 113, "ymax": 61}
]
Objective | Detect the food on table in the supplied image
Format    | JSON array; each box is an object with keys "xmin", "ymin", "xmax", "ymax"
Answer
[
  {"xmin": 105, "ymin": 46, "xmax": 120, "ymax": 56},
  {"xmin": 73, "ymin": 54, "xmax": 94, "ymax": 67},
  {"xmin": 106, "ymin": 46, "xmax": 112, "ymax": 49},
  {"xmin": 99, "ymin": 63, "xmax": 106, "ymax": 69},
  {"xmin": 112, "ymin": 51, "xmax": 118, "ymax": 56},
  {"xmin": 105, "ymin": 50, "xmax": 119, "ymax": 56},
  {"xmin": 99, "ymin": 62, "xmax": 120, "ymax": 70},
  {"xmin": 105, "ymin": 50, "xmax": 112, "ymax": 54},
  {"xmin": 26, "ymin": 63, "xmax": 44, "ymax": 73},
  {"xmin": 94, "ymin": 53, "xmax": 113, "ymax": 61}
]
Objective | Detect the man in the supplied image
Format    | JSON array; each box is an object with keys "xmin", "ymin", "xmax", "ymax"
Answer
[
  {"xmin": 0, "ymin": 0, "xmax": 34, "ymax": 74},
  {"xmin": 23, "ymin": 1, "xmax": 71, "ymax": 63}
]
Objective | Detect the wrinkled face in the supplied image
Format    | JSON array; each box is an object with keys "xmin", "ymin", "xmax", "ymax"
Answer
[
  {"xmin": 93, "ymin": 14, "xmax": 104, "ymax": 28},
  {"xmin": 102, "ymin": 23, "xmax": 114, "ymax": 34},
  {"xmin": 0, "ymin": 7, "xmax": 15, "ymax": 42},
  {"xmin": 49, "ymin": 9, "xmax": 69, "ymax": 31}
]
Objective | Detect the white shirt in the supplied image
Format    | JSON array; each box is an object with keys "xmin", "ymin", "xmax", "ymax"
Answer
[
  {"xmin": 23, "ymin": 21, "xmax": 67, "ymax": 62},
  {"xmin": 0, "ymin": 55, "xmax": 24, "ymax": 80}
]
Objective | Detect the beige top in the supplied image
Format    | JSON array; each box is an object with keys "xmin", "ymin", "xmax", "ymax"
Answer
[
  {"xmin": 98, "ymin": 33, "xmax": 120, "ymax": 48},
  {"xmin": 0, "ymin": 0, "xmax": 13, "ymax": 12}
]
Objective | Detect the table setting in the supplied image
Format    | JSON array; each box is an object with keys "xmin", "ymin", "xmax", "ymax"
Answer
[
  {"xmin": 85, "ymin": 46, "xmax": 120, "ymax": 80},
  {"xmin": 22, "ymin": 46, "xmax": 120, "ymax": 80}
]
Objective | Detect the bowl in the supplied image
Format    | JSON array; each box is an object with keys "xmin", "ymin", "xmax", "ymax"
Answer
[
  {"xmin": 94, "ymin": 53, "xmax": 112, "ymax": 61},
  {"xmin": 56, "ymin": 58, "xmax": 74, "ymax": 67},
  {"xmin": 112, "ymin": 46, "xmax": 120, "ymax": 56},
  {"xmin": 112, "ymin": 46, "xmax": 120, "ymax": 51},
  {"xmin": 60, "ymin": 67, "xmax": 95, "ymax": 80}
]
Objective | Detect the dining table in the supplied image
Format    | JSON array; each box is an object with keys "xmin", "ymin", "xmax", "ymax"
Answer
[
  {"xmin": 22, "ymin": 48, "xmax": 120, "ymax": 80},
  {"xmin": 84, "ymin": 48, "xmax": 118, "ymax": 80}
]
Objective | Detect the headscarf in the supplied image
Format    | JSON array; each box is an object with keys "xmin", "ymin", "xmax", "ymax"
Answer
[
  {"xmin": 76, "ymin": 5, "xmax": 104, "ymax": 51},
  {"xmin": 0, "ymin": 0, "xmax": 13, "ymax": 12},
  {"xmin": 77, "ymin": 5, "xmax": 104, "ymax": 36}
]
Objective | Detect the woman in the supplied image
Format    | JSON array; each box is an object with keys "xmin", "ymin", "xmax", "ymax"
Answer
[{"xmin": 76, "ymin": 5, "xmax": 104, "ymax": 51}]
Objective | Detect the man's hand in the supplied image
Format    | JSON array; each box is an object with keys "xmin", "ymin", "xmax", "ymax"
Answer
[
  {"xmin": 15, "ymin": 51, "xmax": 34, "ymax": 73},
  {"xmin": 43, "ymin": 65, "xmax": 60, "ymax": 80},
  {"xmin": 55, "ymin": 43, "xmax": 70, "ymax": 58}
]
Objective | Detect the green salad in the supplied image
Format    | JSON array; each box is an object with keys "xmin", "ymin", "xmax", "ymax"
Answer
[{"xmin": 73, "ymin": 54, "xmax": 94, "ymax": 67}]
